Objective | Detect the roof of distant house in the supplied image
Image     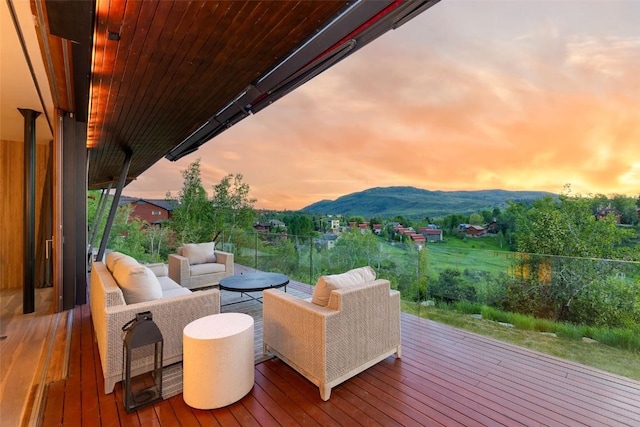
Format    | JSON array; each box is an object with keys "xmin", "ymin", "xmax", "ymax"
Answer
[
  {"xmin": 119, "ymin": 196, "xmax": 176, "ymax": 211},
  {"xmin": 467, "ymin": 225, "xmax": 485, "ymax": 231},
  {"xmin": 421, "ymin": 229, "xmax": 442, "ymax": 235}
]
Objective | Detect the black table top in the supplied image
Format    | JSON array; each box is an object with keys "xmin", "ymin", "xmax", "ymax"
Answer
[{"xmin": 219, "ymin": 272, "xmax": 289, "ymax": 293}]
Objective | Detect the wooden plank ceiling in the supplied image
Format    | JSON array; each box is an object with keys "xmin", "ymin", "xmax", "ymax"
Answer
[{"xmin": 87, "ymin": 0, "xmax": 348, "ymax": 189}]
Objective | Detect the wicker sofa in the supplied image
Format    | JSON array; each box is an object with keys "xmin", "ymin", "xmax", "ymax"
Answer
[
  {"xmin": 90, "ymin": 253, "xmax": 220, "ymax": 394},
  {"xmin": 168, "ymin": 242, "xmax": 234, "ymax": 289},
  {"xmin": 263, "ymin": 266, "xmax": 401, "ymax": 400}
]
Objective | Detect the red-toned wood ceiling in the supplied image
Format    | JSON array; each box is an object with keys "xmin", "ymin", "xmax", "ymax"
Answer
[{"xmin": 87, "ymin": 0, "xmax": 348, "ymax": 188}]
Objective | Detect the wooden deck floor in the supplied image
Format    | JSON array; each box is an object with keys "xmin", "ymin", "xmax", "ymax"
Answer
[{"xmin": 35, "ymin": 290, "xmax": 640, "ymax": 426}]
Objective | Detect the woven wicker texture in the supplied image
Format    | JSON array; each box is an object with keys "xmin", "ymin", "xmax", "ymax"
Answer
[
  {"xmin": 90, "ymin": 262, "xmax": 220, "ymax": 394},
  {"xmin": 263, "ymin": 278, "xmax": 401, "ymax": 400}
]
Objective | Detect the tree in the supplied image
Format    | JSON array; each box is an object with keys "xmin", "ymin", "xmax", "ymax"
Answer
[
  {"xmin": 611, "ymin": 194, "xmax": 639, "ymax": 225},
  {"xmin": 107, "ymin": 204, "xmax": 147, "ymax": 260},
  {"xmin": 369, "ymin": 216, "xmax": 384, "ymax": 227},
  {"xmin": 347, "ymin": 215, "xmax": 366, "ymax": 225},
  {"xmin": 167, "ymin": 159, "xmax": 215, "ymax": 244},
  {"xmin": 509, "ymin": 187, "xmax": 635, "ymax": 321},
  {"xmin": 211, "ymin": 173, "xmax": 256, "ymax": 241},
  {"xmin": 513, "ymin": 192, "xmax": 631, "ymax": 259},
  {"xmin": 441, "ymin": 213, "xmax": 467, "ymax": 234},
  {"xmin": 87, "ymin": 190, "xmax": 113, "ymax": 247},
  {"xmin": 284, "ymin": 213, "xmax": 314, "ymax": 237},
  {"xmin": 469, "ymin": 213, "xmax": 484, "ymax": 225},
  {"xmin": 327, "ymin": 229, "xmax": 380, "ymax": 272}
]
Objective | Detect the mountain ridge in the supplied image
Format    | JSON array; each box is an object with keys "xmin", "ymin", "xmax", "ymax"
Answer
[{"xmin": 301, "ymin": 186, "xmax": 555, "ymax": 219}]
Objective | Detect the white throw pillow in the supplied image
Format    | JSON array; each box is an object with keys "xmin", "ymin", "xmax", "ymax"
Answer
[
  {"xmin": 106, "ymin": 251, "xmax": 131, "ymax": 272},
  {"xmin": 113, "ymin": 263, "xmax": 163, "ymax": 304},
  {"xmin": 106, "ymin": 252, "xmax": 137, "ymax": 273},
  {"xmin": 311, "ymin": 266, "xmax": 376, "ymax": 307},
  {"xmin": 181, "ymin": 242, "xmax": 217, "ymax": 265}
]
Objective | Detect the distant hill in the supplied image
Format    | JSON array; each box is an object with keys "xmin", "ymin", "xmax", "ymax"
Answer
[{"xmin": 301, "ymin": 186, "xmax": 555, "ymax": 219}]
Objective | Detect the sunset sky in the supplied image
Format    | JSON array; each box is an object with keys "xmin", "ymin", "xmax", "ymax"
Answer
[{"xmin": 126, "ymin": 0, "xmax": 640, "ymax": 211}]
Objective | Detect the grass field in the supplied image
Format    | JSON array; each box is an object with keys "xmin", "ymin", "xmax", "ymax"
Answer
[{"xmin": 378, "ymin": 234, "xmax": 515, "ymax": 279}]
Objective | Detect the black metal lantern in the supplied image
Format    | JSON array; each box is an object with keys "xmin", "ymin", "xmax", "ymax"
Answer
[{"xmin": 122, "ymin": 311, "xmax": 163, "ymax": 412}]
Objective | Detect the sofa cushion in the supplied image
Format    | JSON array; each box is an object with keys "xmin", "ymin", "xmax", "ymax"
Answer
[
  {"xmin": 113, "ymin": 264, "xmax": 163, "ymax": 304},
  {"xmin": 157, "ymin": 276, "xmax": 182, "ymax": 292},
  {"xmin": 181, "ymin": 242, "xmax": 217, "ymax": 265},
  {"xmin": 190, "ymin": 262, "xmax": 226, "ymax": 276},
  {"xmin": 162, "ymin": 287, "xmax": 192, "ymax": 298},
  {"xmin": 311, "ymin": 266, "xmax": 376, "ymax": 307}
]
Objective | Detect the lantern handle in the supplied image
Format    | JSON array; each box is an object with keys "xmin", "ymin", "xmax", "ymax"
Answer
[
  {"xmin": 122, "ymin": 311, "xmax": 154, "ymax": 332},
  {"xmin": 122, "ymin": 318, "xmax": 136, "ymax": 332}
]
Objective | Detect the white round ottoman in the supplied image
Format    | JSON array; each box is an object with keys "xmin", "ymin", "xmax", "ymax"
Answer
[{"xmin": 183, "ymin": 313, "xmax": 254, "ymax": 409}]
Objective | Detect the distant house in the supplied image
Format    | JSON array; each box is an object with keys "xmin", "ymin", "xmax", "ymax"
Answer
[
  {"xmin": 253, "ymin": 219, "xmax": 286, "ymax": 233},
  {"xmin": 349, "ymin": 222, "xmax": 371, "ymax": 234},
  {"xmin": 253, "ymin": 222, "xmax": 271, "ymax": 232},
  {"xmin": 315, "ymin": 233, "xmax": 339, "ymax": 250},
  {"xmin": 409, "ymin": 233, "xmax": 426, "ymax": 250},
  {"xmin": 269, "ymin": 219, "xmax": 286, "ymax": 230},
  {"xmin": 327, "ymin": 218, "xmax": 340, "ymax": 232},
  {"xmin": 395, "ymin": 227, "xmax": 414, "ymax": 235},
  {"xmin": 596, "ymin": 207, "xmax": 622, "ymax": 223},
  {"xmin": 418, "ymin": 227, "xmax": 443, "ymax": 242},
  {"xmin": 358, "ymin": 223, "xmax": 370, "ymax": 234},
  {"xmin": 372, "ymin": 224, "xmax": 382, "ymax": 235},
  {"xmin": 465, "ymin": 225, "xmax": 486, "ymax": 237},
  {"xmin": 118, "ymin": 197, "xmax": 174, "ymax": 224}
]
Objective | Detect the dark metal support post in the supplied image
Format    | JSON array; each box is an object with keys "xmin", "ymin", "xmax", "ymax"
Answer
[
  {"xmin": 89, "ymin": 184, "xmax": 111, "ymax": 252},
  {"xmin": 19, "ymin": 108, "xmax": 41, "ymax": 314},
  {"xmin": 97, "ymin": 152, "xmax": 131, "ymax": 261}
]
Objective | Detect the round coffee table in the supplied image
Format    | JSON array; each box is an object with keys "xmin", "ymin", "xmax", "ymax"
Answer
[{"xmin": 219, "ymin": 272, "xmax": 289, "ymax": 305}]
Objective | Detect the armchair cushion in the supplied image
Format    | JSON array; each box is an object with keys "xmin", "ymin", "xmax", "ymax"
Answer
[
  {"xmin": 311, "ymin": 266, "xmax": 376, "ymax": 307},
  {"xmin": 190, "ymin": 262, "xmax": 226, "ymax": 276},
  {"xmin": 181, "ymin": 242, "xmax": 217, "ymax": 265}
]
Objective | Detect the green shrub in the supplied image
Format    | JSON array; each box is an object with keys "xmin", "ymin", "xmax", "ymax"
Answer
[
  {"xmin": 429, "ymin": 269, "xmax": 477, "ymax": 303},
  {"xmin": 592, "ymin": 327, "xmax": 640, "ymax": 352},
  {"xmin": 532, "ymin": 318, "xmax": 556, "ymax": 333},
  {"xmin": 509, "ymin": 313, "xmax": 536, "ymax": 330},
  {"xmin": 436, "ymin": 301, "xmax": 452, "ymax": 310},
  {"xmin": 503, "ymin": 277, "xmax": 557, "ymax": 319},
  {"xmin": 454, "ymin": 301, "xmax": 482, "ymax": 314},
  {"xmin": 483, "ymin": 273, "xmax": 508, "ymax": 308},
  {"xmin": 554, "ymin": 323, "xmax": 599, "ymax": 341},
  {"xmin": 566, "ymin": 276, "xmax": 640, "ymax": 329},
  {"xmin": 481, "ymin": 306, "xmax": 511, "ymax": 323}
]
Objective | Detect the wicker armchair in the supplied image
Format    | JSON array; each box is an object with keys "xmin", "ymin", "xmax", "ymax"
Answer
[
  {"xmin": 168, "ymin": 242, "xmax": 234, "ymax": 289},
  {"xmin": 263, "ymin": 277, "xmax": 401, "ymax": 400}
]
